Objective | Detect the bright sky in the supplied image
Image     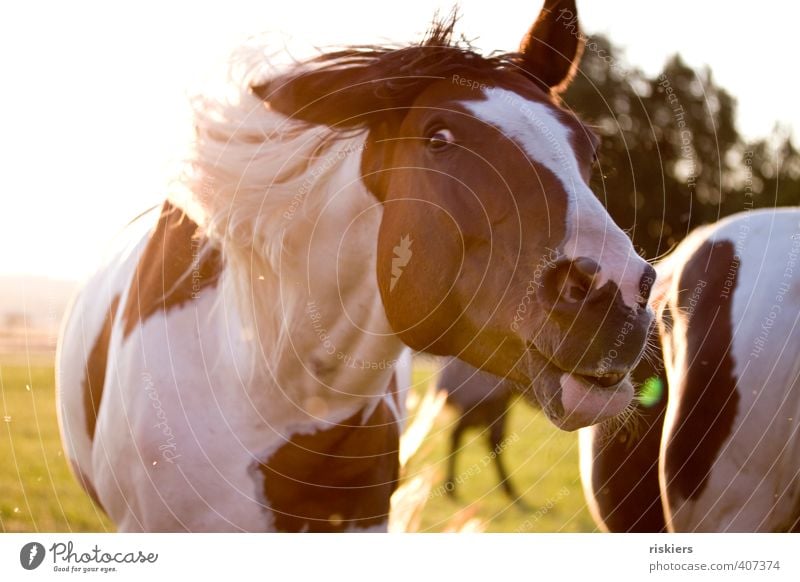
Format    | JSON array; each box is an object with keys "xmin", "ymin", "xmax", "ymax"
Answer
[{"xmin": 2, "ymin": 0, "xmax": 797, "ymax": 280}]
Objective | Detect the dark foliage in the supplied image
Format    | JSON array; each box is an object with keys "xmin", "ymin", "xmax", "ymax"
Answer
[{"xmin": 563, "ymin": 36, "xmax": 799, "ymax": 259}]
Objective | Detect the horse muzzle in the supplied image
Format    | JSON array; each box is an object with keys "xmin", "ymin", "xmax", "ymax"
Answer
[{"xmin": 517, "ymin": 347, "xmax": 634, "ymax": 431}]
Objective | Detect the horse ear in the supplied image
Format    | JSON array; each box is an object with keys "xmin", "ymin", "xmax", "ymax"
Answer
[
  {"xmin": 518, "ymin": 0, "xmax": 583, "ymax": 93},
  {"xmin": 252, "ymin": 64, "xmax": 391, "ymax": 128}
]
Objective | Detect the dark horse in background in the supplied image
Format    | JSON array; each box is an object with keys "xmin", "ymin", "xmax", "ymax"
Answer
[{"xmin": 438, "ymin": 357, "xmax": 531, "ymax": 507}]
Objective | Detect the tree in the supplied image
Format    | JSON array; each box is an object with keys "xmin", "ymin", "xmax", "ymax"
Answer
[{"xmin": 563, "ymin": 35, "xmax": 799, "ymax": 260}]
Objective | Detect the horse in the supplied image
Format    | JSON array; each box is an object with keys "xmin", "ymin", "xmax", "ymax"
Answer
[
  {"xmin": 437, "ymin": 357, "xmax": 529, "ymax": 506},
  {"xmin": 578, "ymin": 339, "xmax": 668, "ymax": 532},
  {"xmin": 580, "ymin": 208, "xmax": 800, "ymax": 532},
  {"xmin": 56, "ymin": 0, "xmax": 655, "ymax": 532}
]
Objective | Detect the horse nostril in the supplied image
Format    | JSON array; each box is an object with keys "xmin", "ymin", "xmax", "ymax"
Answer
[
  {"xmin": 554, "ymin": 257, "xmax": 601, "ymax": 303},
  {"xmin": 637, "ymin": 264, "xmax": 657, "ymax": 308},
  {"xmin": 573, "ymin": 257, "xmax": 601, "ymax": 281}
]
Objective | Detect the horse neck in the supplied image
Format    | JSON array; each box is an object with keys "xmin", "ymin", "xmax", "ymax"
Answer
[{"xmin": 220, "ymin": 177, "xmax": 406, "ymax": 427}]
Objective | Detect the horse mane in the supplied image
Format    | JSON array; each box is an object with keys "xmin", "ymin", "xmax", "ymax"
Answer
[
  {"xmin": 168, "ymin": 16, "xmax": 532, "ymax": 378},
  {"xmin": 253, "ymin": 17, "xmax": 532, "ymax": 128}
]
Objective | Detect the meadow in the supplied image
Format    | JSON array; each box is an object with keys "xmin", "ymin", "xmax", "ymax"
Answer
[
  {"xmin": 406, "ymin": 359, "xmax": 594, "ymax": 532},
  {"xmin": 0, "ymin": 355, "xmax": 112, "ymax": 532},
  {"xmin": 0, "ymin": 354, "xmax": 594, "ymax": 533}
]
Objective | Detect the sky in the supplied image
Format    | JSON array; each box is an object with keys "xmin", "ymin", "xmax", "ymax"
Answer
[{"xmin": 2, "ymin": 0, "xmax": 798, "ymax": 280}]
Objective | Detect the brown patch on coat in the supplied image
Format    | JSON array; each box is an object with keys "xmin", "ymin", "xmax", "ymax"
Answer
[
  {"xmin": 664, "ymin": 239, "xmax": 740, "ymax": 501},
  {"xmin": 122, "ymin": 202, "xmax": 222, "ymax": 338},
  {"xmin": 69, "ymin": 459, "xmax": 106, "ymax": 514},
  {"xmin": 83, "ymin": 294, "xmax": 120, "ymax": 441},
  {"xmin": 588, "ymin": 343, "xmax": 667, "ymax": 532},
  {"xmin": 259, "ymin": 401, "xmax": 399, "ymax": 532}
]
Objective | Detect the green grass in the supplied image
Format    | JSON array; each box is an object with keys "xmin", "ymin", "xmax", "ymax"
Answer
[
  {"xmin": 405, "ymin": 359, "xmax": 595, "ymax": 532},
  {"xmin": 0, "ymin": 357, "xmax": 112, "ymax": 532},
  {"xmin": 0, "ymin": 355, "xmax": 593, "ymax": 532}
]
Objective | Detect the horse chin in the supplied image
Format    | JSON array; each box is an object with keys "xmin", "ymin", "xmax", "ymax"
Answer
[{"xmin": 523, "ymin": 350, "xmax": 634, "ymax": 432}]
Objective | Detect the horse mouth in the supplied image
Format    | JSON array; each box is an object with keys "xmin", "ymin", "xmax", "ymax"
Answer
[
  {"xmin": 572, "ymin": 371, "xmax": 625, "ymax": 389},
  {"xmin": 523, "ymin": 350, "xmax": 634, "ymax": 431},
  {"xmin": 555, "ymin": 370, "xmax": 633, "ymax": 431}
]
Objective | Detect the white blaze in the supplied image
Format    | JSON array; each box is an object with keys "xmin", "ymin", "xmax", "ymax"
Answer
[{"xmin": 462, "ymin": 88, "xmax": 647, "ymax": 309}]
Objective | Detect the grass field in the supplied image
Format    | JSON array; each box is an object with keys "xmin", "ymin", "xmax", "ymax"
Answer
[
  {"xmin": 406, "ymin": 359, "xmax": 594, "ymax": 532},
  {"xmin": 0, "ymin": 355, "xmax": 112, "ymax": 532},
  {"xmin": 0, "ymin": 354, "xmax": 593, "ymax": 533}
]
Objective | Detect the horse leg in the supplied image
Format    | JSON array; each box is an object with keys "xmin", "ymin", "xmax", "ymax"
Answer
[
  {"xmin": 445, "ymin": 419, "xmax": 466, "ymax": 498},
  {"xmin": 488, "ymin": 410, "xmax": 528, "ymax": 508}
]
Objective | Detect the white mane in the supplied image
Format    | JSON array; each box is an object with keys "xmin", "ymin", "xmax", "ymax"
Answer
[{"xmin": 170, "ymin": 45, "xmax": 373, "ymax": 379}]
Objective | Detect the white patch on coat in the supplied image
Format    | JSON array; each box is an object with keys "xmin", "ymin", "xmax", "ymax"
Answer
[
  {"xmin": 461, "ymin": 88, "xmax": 648, "ymax": 309},
  {"xmin": 658, "ymin": 208, "xmax": 800, "ymax": 531},
  {"xmin": 577, "ymin": 427, "xmax": 610, "ymax": 532},
  {"xmin": 58, "ymin": 98, "xmax": 407, "ymax": 531},
  {"xmin": 56, "ymin": 211, "xmax": 156, "ymax": 489}
]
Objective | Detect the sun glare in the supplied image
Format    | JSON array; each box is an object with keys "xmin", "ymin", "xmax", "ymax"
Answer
[{"xmin": 1, "ymin": 1, "xmax": 798, "ymax": 281}]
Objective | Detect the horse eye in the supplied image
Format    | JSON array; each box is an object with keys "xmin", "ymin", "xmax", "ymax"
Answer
[{"xmin": 428, "ymin": 128, "xmax": 455, "ymax": 150}]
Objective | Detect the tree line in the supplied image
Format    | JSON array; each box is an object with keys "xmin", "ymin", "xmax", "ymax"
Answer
[{"xmin": 563, "ymin": 35, "xmax": 799, "ymax": 260}]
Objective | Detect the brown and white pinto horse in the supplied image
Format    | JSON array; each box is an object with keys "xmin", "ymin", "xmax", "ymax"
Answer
[
  {"xmin": 581, "ymin": 208, "xmax": 800, "ymax": 532},
  {"xmin": 57, "ymin": 0, "xmax": 654, "ymax": 532}
]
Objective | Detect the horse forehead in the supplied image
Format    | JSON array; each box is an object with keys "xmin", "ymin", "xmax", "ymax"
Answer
[{"xmin": 459, "ymin": 87, "xmax": 579, "ymax": 184}]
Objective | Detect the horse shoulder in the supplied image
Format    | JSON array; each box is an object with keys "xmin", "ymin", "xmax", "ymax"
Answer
[
  {"xmin": 662, "ymin": 210, "xmax": 800, "ymax": 531},
  {"xmin": 56, "ymin": 210, "xmax": 157, "ymax": 508}
]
